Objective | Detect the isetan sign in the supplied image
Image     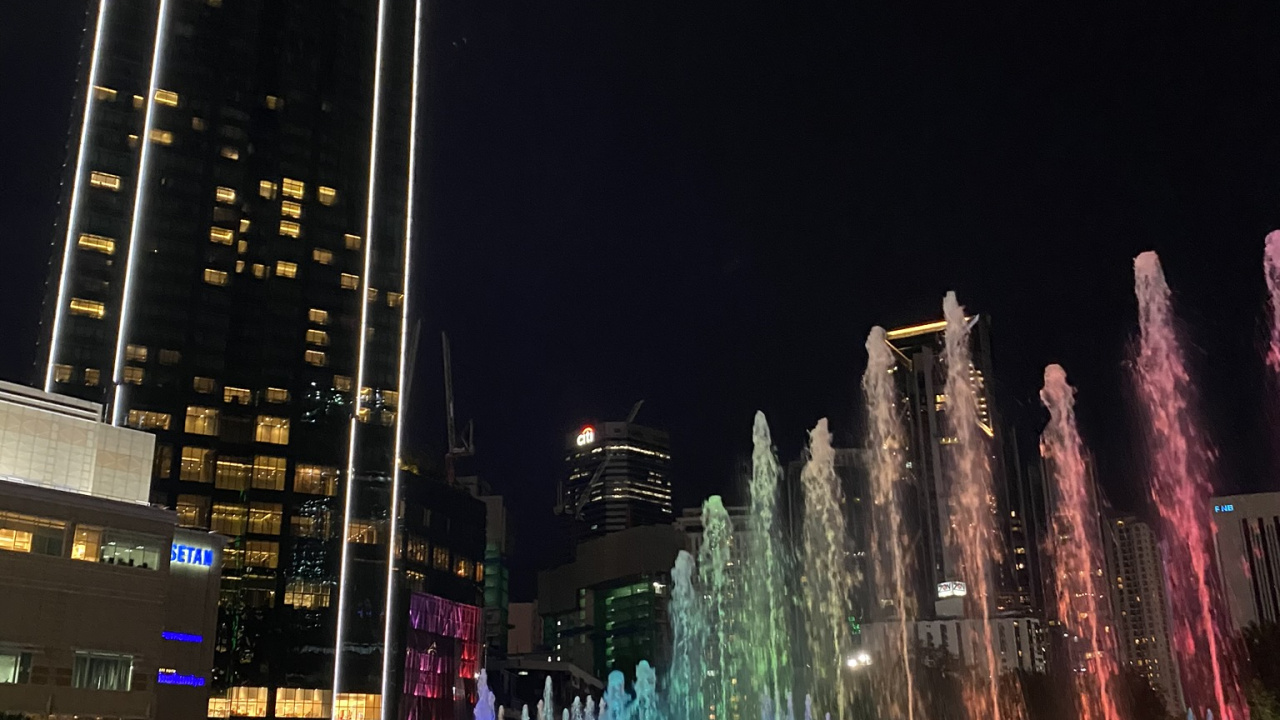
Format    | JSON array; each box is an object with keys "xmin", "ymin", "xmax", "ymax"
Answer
[{"xmin": 171, "ymin": 543, "xmax": 214, "ymax": 568}]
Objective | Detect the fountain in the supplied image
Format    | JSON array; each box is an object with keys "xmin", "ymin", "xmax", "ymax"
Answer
[
  {"xmin": 1132, "ymin": 252, "xmax": 1248, "ymax": 720},
  {"xmin": 1265, "ymin": 232, "xmax": 1280, "ymax": 373},
  {"xmin": 1039, "ymin": 364, "xmax": 1122, "ymax": 720}
]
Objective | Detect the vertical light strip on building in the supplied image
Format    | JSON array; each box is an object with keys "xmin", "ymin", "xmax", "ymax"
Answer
[
  {"xmin": 333, "ymin": 0, "xmax": 390, "ymax": 710},
  {"xmin": 109, "ymin": 0, "xmax": 174, "ymax": 425},
  {"xmin": 45, "ymin": 0, "xmax": 112, "ymax": 392},
  {"xmin": 381, "ymin": 0, "xmax": 425, "ymax": 715}
]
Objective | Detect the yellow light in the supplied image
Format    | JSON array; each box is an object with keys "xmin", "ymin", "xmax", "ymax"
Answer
[
  {"xmin": 276, "ymin": 261, "xmax": 298, "ymax": 278},
  {"xmin": 69, "ymin": 298, "xmax": 105, "ymax": 319},
  {"xmin": 216, "ymin": 186, "xmax": 237, "ymax": 204},
  {"xmin": 282, "ymin": 177, "xmax": 305, "ymax": 199},
  {"xmin": 209, "ymin": 227, "xmax": 234, "ymax": 245},
  {"xmin": 282, "ymin": 200, "xmax": 302, "ymax": 218},
  {"xmin": 89, "ymin": 171, "xmax": 121, "ymax": 191},
  {"xmin": 94, "ymin": 85, "xmax": 117, "ymax": 101},
  {"xmin": 309, "ymin": 308, "xmax": 329, "ymax": 325},
  {"xmin": 77, "ymin": 233, "xmax": 115, "ymax": 255},
  {"xmin": 155, "ymin": 89, "xmax": 179, "ymax": 107},
  {"xmin": 340, "ymin": 273, "xmax": 359, "ymax": 290},
  {"xmin": 220, "ymin": 146, "xmax": 240, "ymax": 160},
  {"xmin": 203, "ymin": 268, "xmax": 229, "ymax": 286},
  {"xmin": 279, "ymin": 220, "xmax": 301, "ymax": 238},
  {"xmin": 344, "ymin": 233, "xmax": 361, "ymax": 250},
  {"xmin": 149, "ymin": 129, "xmax": 173, "ymax": 145},
  {"xmin": 318, "ymin": 186, "xmax": 337, "ymax": 206},
  {"xmin": 259, "ymin": 180, "xmax": 278, "ymax": 199},
  {"xmin": 884, "ymin": 320, "xmax": 948, "ymax": 340}
]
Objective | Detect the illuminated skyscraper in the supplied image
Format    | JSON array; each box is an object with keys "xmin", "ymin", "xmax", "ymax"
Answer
[
  {"xmin": 32, "ymin": 2, "xmax": 464, "ymax": 718},
  {"xmin": 556, "ymin": 421, "xmax": 674, "ymax": 538}
]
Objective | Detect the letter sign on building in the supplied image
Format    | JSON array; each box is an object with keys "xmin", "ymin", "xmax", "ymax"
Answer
[
  {"xmin": 576, "ymin": 426, "xmax": 595, "ymax": 447},
  {"xmin": 171, "ymin": 543, "xmax": 213, "ymax": 568}
]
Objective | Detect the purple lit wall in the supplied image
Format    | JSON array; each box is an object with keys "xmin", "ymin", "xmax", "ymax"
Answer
[{"xmin": 402, "ymin": 592, "xmax": 482, "ymax": 720}]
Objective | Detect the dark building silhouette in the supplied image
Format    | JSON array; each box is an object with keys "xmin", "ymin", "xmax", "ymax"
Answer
[{"xmin": 556, "ymin": 421, "xmax": 673, "ymax": 539}]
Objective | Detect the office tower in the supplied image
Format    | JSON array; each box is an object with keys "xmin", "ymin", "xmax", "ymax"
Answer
[
  {"xmin": 0, "ymin": 381, "xmax": 224, "ymax": 719},
  {"xmin": 458, "ymin": 476, "xmax": 514, "ymax": 661},
  {"xmin": 36, "ymin": 1, "xmax": 437, "ymax": 717},
  {"xmin": 556, "ymin": 421, "xmax": 673, "ymax": 537},
  {"xmin": 1210, "ymin": 492, "xmax": 1280, "ymax": 630},
  {"xmin": 883, "ymin": 316, "xmax": 1040, "ymax": 617},
  {"xmin": 1103, "ymin": 517, "xmax": 1184, "ymax": 714}
]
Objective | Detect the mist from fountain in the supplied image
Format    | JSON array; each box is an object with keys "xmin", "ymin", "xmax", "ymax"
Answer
[
  {"xmin": 862, "ymin": 326, "xmax": 918, "ymax": 720},
  {"xmin": 1039, "ymin": 364, "xmax": 1122, "ymax": 720},
  {"xmin": 1265, "ymin": 232, "xmax": 1280, "ymax": 373},
  {"xmin": 747, "ymin": 412, "xmax": 793, "ymax": 709},
  {"xmin": 1132, "ymin": 252, "xmax": 1248, "ymax": 720}
]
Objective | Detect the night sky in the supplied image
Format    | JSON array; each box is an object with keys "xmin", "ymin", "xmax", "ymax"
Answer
[{"xmin": 5, "ymin": 1, "xmax": 1280, "ymax": 597}]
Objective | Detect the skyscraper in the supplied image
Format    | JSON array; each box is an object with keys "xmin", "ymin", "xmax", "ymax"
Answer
[
  {"xmin": 556, "ymin": 421, "xmax": 673, "ymax": 537},
  {"xmin": 1210, "ymin": 492, "xmax": 1280, "ymax": 630},
  {"xmin": 1103, "ymin": 516, "xmax": 1184, "ymax": 715},
  {"xmin": 36, "ymin": 1, "xmax": 434, "ymax": 717},
  {"xmin": 883, "ymin": 315, "xmax": 1040, "ymax": 617}
]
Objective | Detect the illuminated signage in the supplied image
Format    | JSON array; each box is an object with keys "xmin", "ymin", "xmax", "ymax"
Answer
[
  {"xmin": 937, "ymin": 581, "xmax": 968, "ymax": 599},
  {"xmin": 576, "ymin": 426, "xmax": 595, "ymax": 447},
  {"xmin": 157, "ymin": 671, "xmax": 206, "ymax": 687},
  {"xmin": 162, "ymin": 632, "xmax": 203, "ymax": 643},
  {"xmin": 171, "ymin": 544, "xmax": 213, "ymax": 568},
  {"xmin": 1214, "ymin": 504, "xmax": 1234, "ymax": 513}
]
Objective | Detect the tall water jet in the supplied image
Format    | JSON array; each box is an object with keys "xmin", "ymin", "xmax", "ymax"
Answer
[
  {"xmin": 698, "ymin": 496, "xmax": 739, "ymax": 720},
  {"xmin": 1132, "ymin": 252, "xmax": 1248, "ymax": 720},
  {"xmin": 800, "ymin": 419, "xmax": 855, "ymax": 720},
  {"xmin": 747, "ymin": 412, "xmax": 793, "ymax": 711},
  {"xmin": 862, "ymin": 327, "xmax": 918, "ymax": 720},
  {"xmin": 475, "ymin": 669, "xmax": 497, "ymax": 720},
  {"xmin": 667, "ymin": 550, "xmax": 704, "ymax": 720},
  {"xmin": 941, "ymin": 292, "xmax": 1005, "ymax": 720},
  {"xmin": 1265, "ymin": 232, "xmax": 1280, "ymax": 373},
  {"xmin": 1039, "ymin": 364, "xmax": 1123, "ymax": 720}
]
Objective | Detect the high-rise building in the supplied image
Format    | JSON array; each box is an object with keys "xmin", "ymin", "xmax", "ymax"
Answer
[
  {"xmin": 1210, "ymin": 492, "xmax": 1280, "ymax": 630},
  {"xmin": 1103, "ymin": 516, "xmax": 1183, "ymax": 714},
  {"xmin": 883, "ymin": 316, "xmax": 1040, "ymax": 617},
  {"xmin": 556, "ymin": 421, "xmax": 673, "ymax": 538},
  {"xmin": 35, "ymin": 1, "xmax": 434, "ymax": 717}
]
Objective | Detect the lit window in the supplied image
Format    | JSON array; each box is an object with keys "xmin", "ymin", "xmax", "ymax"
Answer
[
  {"xmin": 159, "ymin": 349, "xmax": 180, "ymax": 365},
  {"xmin": 235, "ymin": 260, "xmax": 245, "ymax": 274},
  {"xmin": 281, "ymin": 200, "xmax": 302, "ymax": 218},
  {"xmin": 224, "ymin": 386, "xmax": 251, "ymax": 405},
  {"xmin": 127, "ymin": 409, "xmax": 170, "ymax": 430},
  {"xmin": 73, "ymin": 652, "xmax": 133, "ymax": 691},
  {"xmin": 94, "ymin": 85, "xmax": 117, "ymax": 101},
  {"xmin": 204, "ymin": 268, "xmax": 229, "ymax": 286},
  {"xmin": 123, "ymin": 367, "xmax": 144, "ymax": 385},
  {"xmin": 210, "ymin": 227, "xmax": 234, "ymax": 245},
  {"xmin": 132, "ymin": 95, "xmax": 144, "ymax": 109},
  {"xmin": 279, "ymin": 220, "xmax": 301, "ymax": 238},
  {"xmin": 0, "ymin": 511, "xmax": 65, "ymax": 556},
  {"xmin": 192, "ymin": 117, "xmax": 206, "ymax": 131},
  {"xmin": 317, "ymin": 186, "xmax": 337, "ymax": 206},
  {"xmin": 333, "ymin": 694, "xmax": 381, "ymax": 720},
  {"xmin": 239, "ymin": 219, "xmax": 250, "ymax": 234},
  {"xmin": 276, "ymin": 261, "xmax": 298, "ymax": 278},
  {"xmin": 255, "ymin": 416, "xmax": 289, "ymax": 445},
  {"xmin": 312, "ymin": 248, "xmax": 333, "ymax": 265},
  {"xmin": 220, "ymin": 146, "xmax": 240, "ymax": 160},
  {"xmin": 176, "ymin": 495, "xmax": 210, "ymax": 529},
  {"xmin": 340, "ymin": 274, "xmax": 359, "ymax": 290},
  {"xmin": 245, "ymin": 540, "xmax": 279, "ymax": 569},
  {"xmin": 294, "ymin": 465, "xmax": 339, "ymax": 496},
  {"xmin": 282, "ymin": 178, "xmax": 305, "ymax": 199},
  {"xmin": 386, "ymin": 291, "xmax": 403, "ymax": 308},
  {"xmin": 455, "ymin": 557, "xmax": 471, "ymax": 579},
  {"xmin": 305, "ymin": 329, "xmax": 329, "ymax": 346},
  {"xmin": 265, "ymin": 387, "xmax": 289, "ymax": 403},
  {"xmin": 126, "ymin": 344, "xmax": 147, "ymax": 362},
  {"xmin": 259, "ymin": 180, "xmax": 278, "ymax": 199},
  {"xmin": 334, "ymin": 375, "xmax": 352, "ymax": 392},
  {"xmin": 78, "ymin": 233, "xmax": 115, "ymax": 255},
  {"xmin": 84, "ymin": 368, "xmax": 101, "ymax": 387},
  {"xmin": 291, "ymin": 511, "xmax": 330, "ymax": 539},
  {"xmin": 347, "ymin": 520, "xmax": 381, "ymax": 545},
  {"xmin": 180, "ymin": 447, "xmax": 213, "ymax": 482},
  {"xmin": 252, "ymin": 456, "xmax": 287, "ymax": 490},
  {"xmin": 216, "ymin": 186, "xmax": 237, "ymax": 204},
  {"xmin": 252, "ymin": 263, "xmax": 267, "ymax": 279},
  {"xmin": 282, "ymin": 583, "xmax": 332, "ymax": 611},
  {"xmin": 304, "ymin": 350, "xmax": 327, "ymax": 367},
  {"xmin": 382, "ymin": 390, "xmax": 399, "ymax": 408},
  {"xmin": 193, "ymin": 377, "xmax": 216, "ymax": 394},
  {"xmin": 366, "ymin": 287, "xmax": 378, "ymax": 303},
  {"xmin": 155, "ymin": 446, "xmax": 173, "ymax": 483},
  {"xmin": 432, "ymin": 546, "xmax": 450, "ymax": 571},
  {"xmin": 344, "ymin": 233, "xmax": 361, "ymax": 250},
  {"xmin": 155, "ymin": 89, "xmax": 179, "ymax": 107},
  {"xmin": 265, "ymin": 95, "xmax": 281, "ymax": 110},
  {"xmin": 53, "ymin": 364, "xmax": 72, "ymax": 383},
  {"xmin": 215, "ymin": 456, "xmax": 251, "ymax": 490},
  {"xmin": 308, "ymin": 308, "xmax": 329, "ymax": 325},
  {"xmin": 149, "ymin": 129, "xmax": 173, "ymax": 145},
  {"xmin": 185, "ymin": 406, "xmax": 219, "ymax": 436},
  {"xmin": 89, "ymin": 172, "xmax": 121, "ymax": 191},
  {"xmin": 69, "ymin": 298, "xmax": 105, "ymax": 319},
  {"xmin": 249, "ymin": 502, "xmax": 283, "ymax": 534},
  {"xmin": 211, "ymin": 503, "xmax": 247, "ymax": 535}
]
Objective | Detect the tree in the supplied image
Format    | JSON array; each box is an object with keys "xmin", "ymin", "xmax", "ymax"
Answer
[{"xmin": 1248, "ymin": 679, "xmax": 1280, "ymax": 720}]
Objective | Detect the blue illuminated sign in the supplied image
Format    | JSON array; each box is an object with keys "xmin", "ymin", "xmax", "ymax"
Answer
[
  {"xmin": 1214, "ymin": 504, "xmax": 1235, "ymax": 514},
  {"xmin": 161, "ymin": 631, "xmax": 203, "ymax": 643},
  {"xmin": 170, "ymin": 544, "xmax": 213, "ymax": 567},
  {"xmin": 157, "ymin": 671, "xmax": 206, "ymax": 687}
]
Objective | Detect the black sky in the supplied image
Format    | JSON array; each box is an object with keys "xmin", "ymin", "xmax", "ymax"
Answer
[{"xmin": 5, "ymin": 1, "xmax": 1280, "ymax": 597}]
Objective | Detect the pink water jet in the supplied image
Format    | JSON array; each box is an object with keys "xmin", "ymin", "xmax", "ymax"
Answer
[
  {"xmin": 1039, "ymin": 364, "xmax": 1123, "ymax": 720},
  {"xmin": 1132, "ymin": 251, "xmax": 1248, "ymax": 720},
  {"xmin": 1264, "ymin": 231, "xmax": 1280, "ymax": 373}
]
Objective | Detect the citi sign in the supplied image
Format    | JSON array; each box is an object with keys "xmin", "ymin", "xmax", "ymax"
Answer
[
  {"xmin": 576, "ymin": 426, "xmax": 595, "ymax": 447},
  {"xmin": 171, "ymin": 544, "xmax": 214, "ymax": 568}
]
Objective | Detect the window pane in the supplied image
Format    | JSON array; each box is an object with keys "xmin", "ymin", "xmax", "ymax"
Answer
[
  {"xmin": 255, "ymin": 416, "xmax": 290, "ymax": 445},
  {"xmin": 0, "ymin": 511, "xmax": 66, "ymax": 556},
  {"xmin": 215, "ymin": 456, "xmax": 251, "ymax": 490},
  {"xmin": 185, "ymin": 406, "xmax": 220, "ymax": 436},
  {"xmin": 0, "ymin": 651, "xmax": 32, "ymax": 684},
  {"xmin": 252, "ymin": 456, "xmax": 287, "ymax": 490},
  {"xmin": 294, "ymin": 465, "xmax": 337, "ymax": 496},
  {"xmin": 211, "ymin": 504, "xmax": 248, "ymax": 535},
  {"xmin": 180, "ymin": 447, "xmax": 213, "ymax": 482},
  {"xmin": 73, "ymin": 652, "xmax": 133, "ymax": 691},
  {"xmin": 71, "ymin": 525, "xmax": 102, "ymax": 561},
  {"xmin": 98, "ymin": 529, "xmax": 163, "ymax": 569},
  {"xmin": 176, "ymin": 495, "xmax": 210, "ymax": 529},
  {"xmin": 249, "ymin": 503, "xmax": 282, "ymax": 535}
]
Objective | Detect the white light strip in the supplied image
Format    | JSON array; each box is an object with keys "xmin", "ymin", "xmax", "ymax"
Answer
[
  {"xmin": 46, "ymin": 0, "xmax": 112, "ymax": 392},
  {"xmin": 110, "ymin": 0, "xmax": 173, "ymax": 425},
  {"xmin": 381, "ymin": 0, "xmax": 425, "ymax": 714},
  {"xmin": 333, "ymin": 0, "xmax": 389, "ymax": 709}
]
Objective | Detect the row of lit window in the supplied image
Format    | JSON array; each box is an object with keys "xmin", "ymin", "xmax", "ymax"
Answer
[
  {"xmin": 209, "ymin": 690, "xmax": 380, "ymax": 720},
  {"xmin": 178, "ymin": 498, "xmax": 331, "ymax": 540},
  {"xmin": 189, "ymin": 374, "xmax": 352, "ymax": 396},
  {"xmin": 126, "ymin": 406, "xmax": 290, "ymax": 443},
  {"xmin": 203, "ymin": 265, "xmax": 359, "ymax": 288},
  {"xmin": 173, "ymin": 451, "xmax": 338, "ymax": 495}
]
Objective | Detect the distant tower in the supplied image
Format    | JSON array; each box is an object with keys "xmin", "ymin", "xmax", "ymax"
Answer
[
  {"xmin": 557, "ymin": 412, "xmax": 673, "ymax": 538},
  {"xmin": 1210, "ymin": 492, "xmax": 1280, "ymax": 630}
]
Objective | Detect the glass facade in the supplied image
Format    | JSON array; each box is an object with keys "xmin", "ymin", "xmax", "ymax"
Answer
[
  {"xmin": 38, "ymin": 0, "xmax": 430, "ymax": 717},
  {"xmin": 559, "ymin": 422, "xmax": 674, "ymax": 538}
]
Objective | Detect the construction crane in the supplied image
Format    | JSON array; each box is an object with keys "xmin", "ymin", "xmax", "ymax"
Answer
[
  {"xmin": 560, "ymin": 400, "xmax": 644, "ymax": 519},
  {"xmin": 442, "ymin": 332, "xmax": 474, "ymax": 485}
]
